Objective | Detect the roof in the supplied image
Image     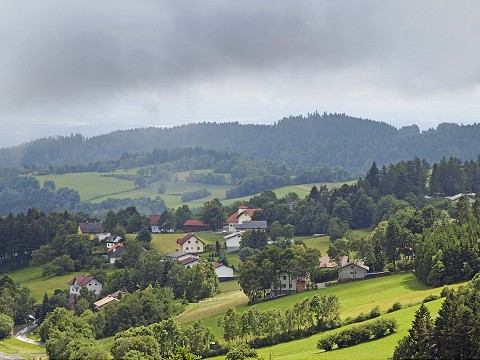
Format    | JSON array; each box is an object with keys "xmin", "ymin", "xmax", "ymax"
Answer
[
  {"xmin": 226, "ymin": 207, "xmax": 261, "ymax": 224},
  {"xmin": 235, "ymin": 221, "xmax": 268, "ymax": 230},
  {"xmin": 69, "ymin": 275, "xmax": 96, "ymax": 286},
  {"xmin": 319, "ymin": 255, "xmax": 348, "ymax": 268},
  {"xmin": 224, "ymin": 232, "xmax": 243, "ymax": 240},
  {"xmin": 107, "ymin": 243, "xmax": 125, "ymax": 254},
  {"xmin": 167, "ymin": 251, "xmax": 198, "ymax": 259},
  {"xmin": 214, "ymin": 262, "xmax": 232, "ymax": 269},
  {"xmin": 340, "ymin": 261, "xmax": 370, "ymax": 271},
  {"xmin": 176, "ymin": 233, "xmax": 205, "ymax": 245},
  {"xmin": 446, "ymin": 193, "xmax": 476, "ymax": 201},
  {"xmin": 148, "ymin": 214, "xmax": 162, "ymax": 225},
  {"xmin": 183, "ymin": 219, "xmax": 209, "ymax": 227},
  {"xmin": 179, "ymin": 256, "xmax": 200, "ymax": 266},
  {"xmin": 79, "ymin": 222, "xmax": 104, "ymax": 234},
  {"xmin": 94, "ymin": 296, "xmax": 119, "ymax": 309}
]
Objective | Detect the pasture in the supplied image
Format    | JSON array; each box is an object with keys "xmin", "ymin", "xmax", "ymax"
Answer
[
  {"xmin": 179, "ymin": 272, "xmax": 461, "ymax": 339},
  {"xmin": 0, "ymin": 338, "xmax": 45, "ymax": 359}
]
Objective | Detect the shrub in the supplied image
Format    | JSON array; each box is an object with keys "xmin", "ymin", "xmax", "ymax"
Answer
[
  {"xmin": 0, "ymin": 314, "xmax": 13, "ymax": 339},
  {"xmin": 317, "ymin": 318, "xmax": 398, "ymax": 351},
  {"xmin": 226, "ymin": 344, "xmax": 258, "ymax": 360},
  {"xmin": 423, "ymin": 294, "xmax": 439, "ymax": 303},
  {"xmin": 440, "ymin": 286, "xmax": 451, "ymax": 297},
  {"xmin": 387, "ymin": 302, "xmax": 402, "ymax": 313}
]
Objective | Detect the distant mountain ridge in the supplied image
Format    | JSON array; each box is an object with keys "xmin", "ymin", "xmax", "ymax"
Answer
[{"xmin": 1, "ymin": 112, "xmax": 480, "ymax": 174}]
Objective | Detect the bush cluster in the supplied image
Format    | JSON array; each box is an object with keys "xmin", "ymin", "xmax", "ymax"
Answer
[
  {"xmin": 317, "ymin": 318, "xmax": 397, "ymax": 351},
  {"xmin": 344, "ymin": 306, "xmax": 381, "ymax": 325},
  {"xmin": 387, "ymin": 302, "xmax": 402, "ymax": 313}
]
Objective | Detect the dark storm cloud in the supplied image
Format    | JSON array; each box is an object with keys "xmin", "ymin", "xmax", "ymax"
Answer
[{"xmin": 1, "ymin": 1, "xmax": 480, "ymax": 146}]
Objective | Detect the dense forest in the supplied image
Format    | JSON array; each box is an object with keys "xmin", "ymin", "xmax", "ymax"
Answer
[{"xmin": 2, "ymin": 112, "xmax": 480, "ymax": 174}]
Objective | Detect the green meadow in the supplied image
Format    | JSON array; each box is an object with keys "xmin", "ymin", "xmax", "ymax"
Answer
[
  {"xmin": 0, "ymin": 337, "xmax": 46, "ymax": 359},
  {"xmin": 35, "ymin": 170, "xmax": 355, "ymax": 208}
]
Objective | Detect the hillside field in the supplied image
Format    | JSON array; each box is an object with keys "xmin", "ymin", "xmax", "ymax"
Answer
[
  {"xmin": 177, "ymin": 272, "xmax": 462, "ymax": 339},
  {"xmin": 0, "ymin": 337, "xmax": 45, "ymax": 359},
  {"xmin": 35, "ymin": 170, "xmax": 355, "ymax": 209}
]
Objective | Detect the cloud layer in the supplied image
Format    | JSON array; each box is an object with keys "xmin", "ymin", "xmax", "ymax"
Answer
[{"xmin": 1, "ymin": 1, "xmax": 480, "ymax": 146}]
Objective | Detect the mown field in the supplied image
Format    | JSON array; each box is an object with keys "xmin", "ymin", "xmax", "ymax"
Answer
[
  {"xmin": 36, "ymin": 169, "xmax": 355, "ymax": 209},
  {"xmin": 145, "ymin": 231, "xmax": 225, "ymax": 254},
  {"xmin": 210, "ymin": 299, "xmax": 444, "ymax": 360},
  {"xmin": 177, "ymin": 272, "xmax": 461, "ymax": 339},
  {"xmin": 0, "ymin": 337, "xmax": 45, "ymax": 359}
]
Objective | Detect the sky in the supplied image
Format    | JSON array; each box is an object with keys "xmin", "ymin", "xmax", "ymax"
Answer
[{"xmin": 1, "ymin": 1, "xmax": 480, "ymax": 147}]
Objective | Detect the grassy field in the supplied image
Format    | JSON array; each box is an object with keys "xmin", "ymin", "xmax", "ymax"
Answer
[
  {"xmin": 210, "ymin": 299, "xmax": 444, "ymax": 360},
  {"xmin": 35, "ymin": 170, "xmax": 356, "ymax": 209},
  {"xmin": 149, "ymin": 231, "xmax": 225, "ymax": 254},
  {"xmin": 0, "ymin": 337, "xmax": 46, "ymax": 359},
  {"xmin": 6, "ymin": 266, "xmax": 118, "ymax": 302},
  {"xmin": 297, "ymin": 235, "xmax": 331, "ymax": 254},
  {"xmin": 179, "ymin": 272, "xmax": 460, "ymax": 339}
]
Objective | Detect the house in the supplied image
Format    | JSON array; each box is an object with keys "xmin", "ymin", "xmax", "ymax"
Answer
[
  {"xmin": 234, "ymin": 221, "xmax": 268, "ymax": 232},
  {"xmin": 445, "ymin": 193, "xmax": 476, "ymax": 203},
  {"xmin": 225, "ymin": 206, "xmax": 261, "ymax": 233},
  {"xmin": 93, "ymin": 290, "xmax": 123, "ymax": 311},
  {"xmin": 97, "ymin": 232, "xmax": 112, "ymax": 241},
  {"xmin": 319, "ymin": 255, "xmax": 348, "ymax": 268},
  {"xmin": 69, "ymin": 275, "xmax": 103, "ymax": 296},
  {"xmin": 148, "ymin": 214, "xmax": 162, "ymax": 233},
  {"xmin": 176, "ymin": 233, "xmax": 205, "ymax": 253},
  {"xmin": 338, "ymin": 261, "xmax": 370, "ymax": 281},
  {"xmin": 183, "ymin": 219, "xmax": 210, "ymax": 232},
  {"xmin": 105, "ymin": 235, "xmax": 123, "ymax": 249},
  {"xmin": 274, "ymin": 273, "xmax": 306, "ymax": 294},
  {"xmin": 179, "ymin": 256, "xmax": 200, "ymax": 268},
  {"xmin": 214, "ymin": 263, "xmax": 234, "ymax": 280},
  {"xmin": 167, "ymin": 251, "xmax": 199, "ymax": 262},
  {"xmin": 224, "ymin": 232, "xmax": 243, "ymax": 251},
  {"xmin": 78, "ymin": 222, "xmax": 104, "ymax": 236},
  {"xmin": 107, "ymin": 243, "xmax": 126, "ymax": 264}
]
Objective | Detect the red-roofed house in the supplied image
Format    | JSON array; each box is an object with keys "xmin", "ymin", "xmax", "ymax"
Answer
[
  {"xmin": 183, "ymin": 219, "xmax": 210, "ymax": 232},
  {"xmin": 148, "ymin": 214, "xmax": 162, "ymax": 233},
  {"xmin": 176, "ymin": 233, "xmax": 205, "ymax": 253},
  {"xmin": 179, "ymin": 256, "xmax": 200, "ymax": 268},
  {"xmin": 225, "ymin": 206, "xmax": 261, "ymax": 232},
  {"xmin": 69, "ymin": 275, "xmax": 103, "ymax": 296}
]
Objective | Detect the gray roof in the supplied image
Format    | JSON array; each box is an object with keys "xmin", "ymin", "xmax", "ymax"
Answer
[
  {"xmin": 235, "ymin": 221, "xmax": 267, "ymax": 230},
  {"xmin": 79, "ymin": 222, "xmax": 104, "ymax": 234},
  {"xmin": 167, "ymin": 251, "xmax": 195, "ymax": 259}
]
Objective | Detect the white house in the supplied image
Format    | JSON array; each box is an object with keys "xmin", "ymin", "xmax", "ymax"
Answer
[
  {"xmin": 180, "ymin": 256, "xmax": 200, "ymax": 268},
  {"xmin": 69, "ymin": 275, "xmax": 103, "ymax": 296},
  {"xmin": 108, "ymin": 243, "xmax": 126, "ymax": 264},
  {"xmin": 338, "ymin": 261, "xmax": 369, "ymax": 281},
  {"xmin": 214, "ymin": 263, "xmax": 234, "ymax": 280},
  {"xmin": 225, "ymin": 206, "xmax": 261, "ymax": 233},
  {"xmin": 274, "ymin": 273, "xmax": 306, "ymax": 294},
  {"xmin": 224, "ymin": 232, "xmax": 243, "ymax": 250},
  {"xmin": 106, "ymin": 235, "xmax": 123, "ymax": 249},
  {"xmin": 167, "ymin": 251, "xmax": 199, "ymax": 262},
  {"xmin": 176, "ymin": 233, "xmax": 205, "ymax": 253}
]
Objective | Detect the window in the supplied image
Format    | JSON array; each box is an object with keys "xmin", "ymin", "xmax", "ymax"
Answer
[
  {"xmin": 195, "ymin": 240, "xmax": 198, "ymax": 244},
  {"xmin": 188, "ymin": 240, "xmax": 191, "ymax": 244},
  {"xmin": 197, "ymin": 247, "xmax": 200, "ymax": 250},
  {"xmin": 282, "ymin": 284, "xmax": 286, "ymax": 288},
  {"xmin": 283, "ymin": 276, "xmax": 287, "ymax": 280}
]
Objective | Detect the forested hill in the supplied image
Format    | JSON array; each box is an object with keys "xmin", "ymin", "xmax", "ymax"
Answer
[{"xmin": 2, "ymin": 112, "xmax": 480, "ymax": 174}]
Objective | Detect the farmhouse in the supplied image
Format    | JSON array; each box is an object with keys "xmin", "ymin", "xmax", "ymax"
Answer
[
  {"xmin": 338, "ymin": 261, "xmax": 370, "ymax": 281},
  {"xmin": 225, "ymin": 206, "xmax": 261, "ymax": 233},
  {"xmin": 69, "ymin": 275, "xmax": 103, "ymax": 296},
  {"xmin": 167, "ymin": 251, "xmax": 200, "ymax": 268},
  {"xmin": 93, "ymin": 291, "xmax": 123, "ymax": 311},
  {"xmin": 214, "ymin": 263, "xmax": 234, "ymax": 280},
  {"xmin": 176, "ymin": 233, "xmax": 205, "ymax": 253},
  {"xmin": 224, "ymin": 231, "xmax": 243, "ymax": 251},
  {"xmin": 105, "ymin": 235, "xmax": 123, "ymax": 249},
  {"xmin": 183, "ymin": 219, "xmax": 210, "ymax": 232},
  {"xmin": 78, "ymin": 222, "xmax": 104, "ymax": 236},
  {"xmin": 148, "ymin": 214, "xmax": 162, "ymax": 233},
  {"xmin": 274, "ymin": 273, "xmax": 307, "ymax": 295},
  {"xmin": 234, "ymin": 220, "xmax": 267, "ymax": 232},
  {"xmin": 107, "ymin": 243, "xmax": 126, "ymax": 264}
]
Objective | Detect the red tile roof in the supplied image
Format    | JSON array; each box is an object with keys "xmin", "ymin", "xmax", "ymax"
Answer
[
  {"xmin": 183, "ymin": 219, "xmax": 208, "ymax": 227},
  {"xmin": 176, "ymin": 233, "xmax": 205, "ymax": 245},
  {"xmin": 148, "ymin": 214, "xmax": 162, "ymax": 225},
  {"xmin": 69, "ymin": 275, "xmax": 95, "ymax": 286},
  {"xmin": 226, "ymin": 207, "xmax": 261, "ymax": 224}
]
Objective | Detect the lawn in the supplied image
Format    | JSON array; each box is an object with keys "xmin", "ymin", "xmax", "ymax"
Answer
[
  {"xmin": 210, "ymin": 299, "xmax": 444, "ymax": 360},
  {"xmin": 6, "ymin": 266, "xmax": 118, "ymax": 302},
  {"xmin": 297, "ymin": 235, "xmax": 331, "ymax": 254},
  {"xmin": 149, "ymin": 231, "xmax": 224, "ymax": 254},
  {"xmin": 0, "ymin": 337, "xmax": 46, "ymax": 359},
  {"xmin": 183, "ymin": 272, "xmax": 461, "ymax": 339}
]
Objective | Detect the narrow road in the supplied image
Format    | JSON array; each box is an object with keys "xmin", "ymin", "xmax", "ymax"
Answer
[{"xmin": 14, "ymin": 324, "xmax": 44, "ymax": 347}]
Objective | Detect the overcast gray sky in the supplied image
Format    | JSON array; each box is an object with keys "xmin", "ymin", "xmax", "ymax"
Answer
[{"xmin": 1, "ymin": 1, "xmax": 480, "ymax": 147}]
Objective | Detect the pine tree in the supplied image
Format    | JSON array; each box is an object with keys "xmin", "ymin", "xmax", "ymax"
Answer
[{"xmin": 393, "ymin": 304, "xmax": 434, "ymax": 359}]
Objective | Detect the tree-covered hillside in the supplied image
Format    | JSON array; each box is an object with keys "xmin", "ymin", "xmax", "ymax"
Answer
[{"xmin": 2, "ymin": 112, "xmax": 480, "ymax": 173}]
